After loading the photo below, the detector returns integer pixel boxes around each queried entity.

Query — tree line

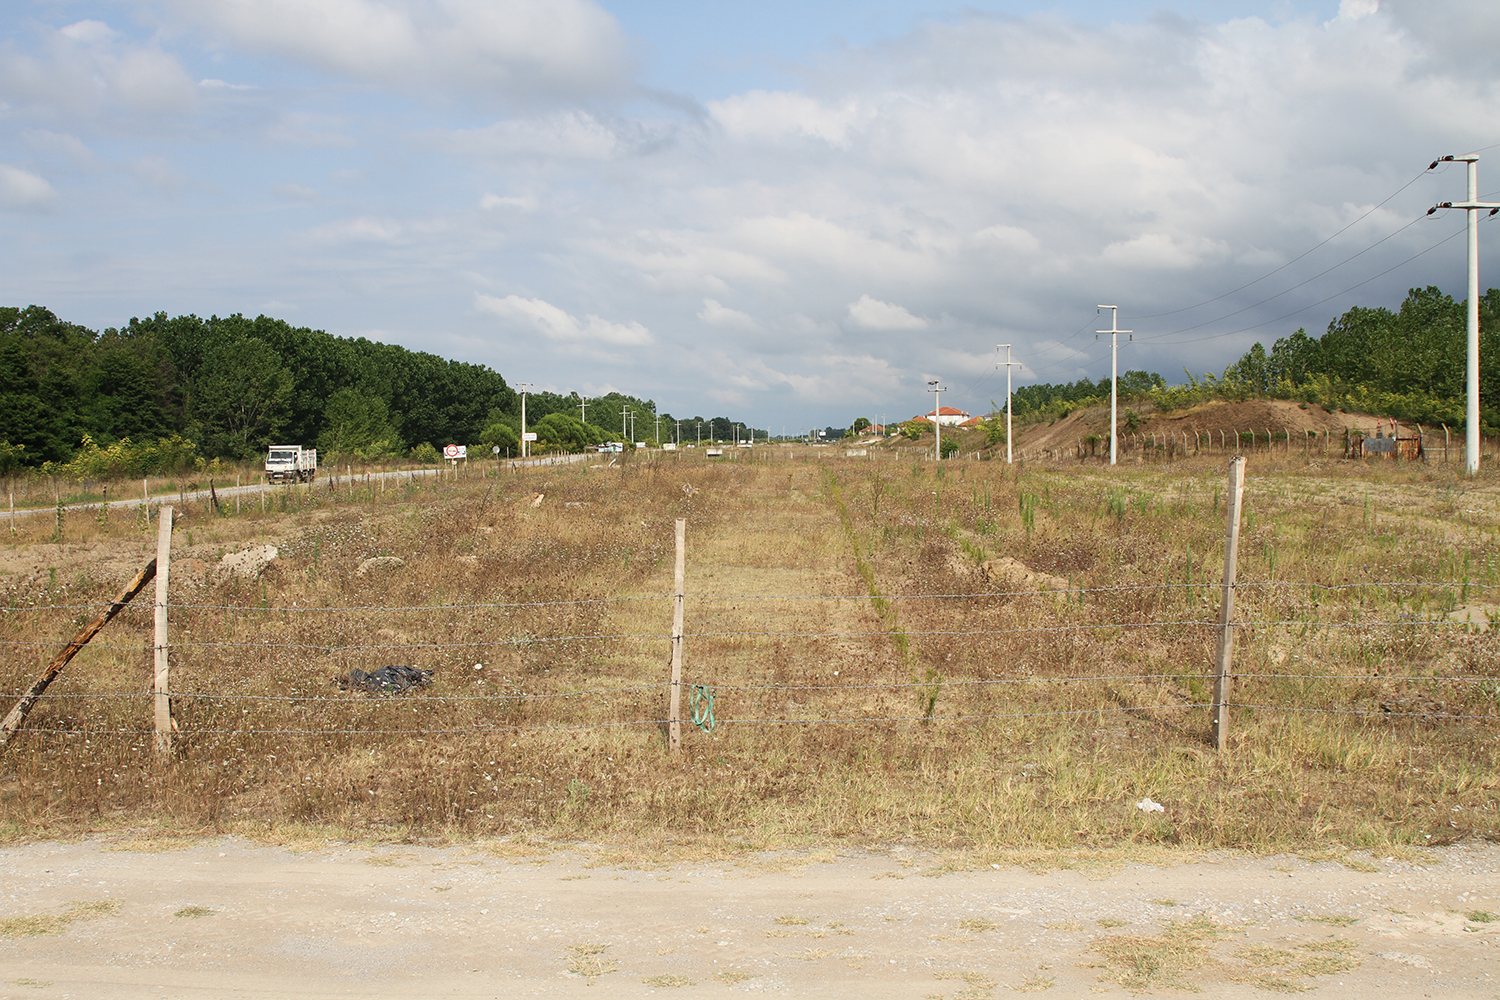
[1004,285,1500,433]
[0,306,753,477]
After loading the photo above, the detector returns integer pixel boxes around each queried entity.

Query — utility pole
[996,344,1022,465]
[675,419,681,445]
[653,405,660,446]
[579,395,587,424]
[1430,154,1500,475]
[621,405,629,444]
[696,419,702,447]
[1096,306,1131,466]
[928,379,946,461]
[518,382,533,459]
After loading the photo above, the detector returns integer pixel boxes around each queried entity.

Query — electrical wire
[1135,166,1434,321]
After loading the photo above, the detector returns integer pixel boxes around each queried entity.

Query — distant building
[925,406,971,427]
[957,415,982,429]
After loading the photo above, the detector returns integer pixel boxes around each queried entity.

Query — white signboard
[521,432,538,442]
[662,442,677,451]
[443,444,466,459]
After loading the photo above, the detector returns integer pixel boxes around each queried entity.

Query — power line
[1138,211,1432,342]
[1135,166,1434,321]
[1139,221,1471,346]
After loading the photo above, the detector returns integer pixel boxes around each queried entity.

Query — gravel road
[1,838,1497,998]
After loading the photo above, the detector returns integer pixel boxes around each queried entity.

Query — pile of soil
[1015,399,1391,455]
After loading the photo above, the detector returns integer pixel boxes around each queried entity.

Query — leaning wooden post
[669,518,686,752]
[153,506,174,754]
[1213,458,1247,751]
[1,556,158,750]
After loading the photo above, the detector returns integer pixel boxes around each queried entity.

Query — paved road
[5,453,597,520]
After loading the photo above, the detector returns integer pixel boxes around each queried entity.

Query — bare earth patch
[0,838,1495,998]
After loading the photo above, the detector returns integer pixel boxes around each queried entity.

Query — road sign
[521,432,538,442]
[491,446,500,454]
[443,444,460,459]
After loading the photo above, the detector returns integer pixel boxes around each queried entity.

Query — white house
[924,406,971,427]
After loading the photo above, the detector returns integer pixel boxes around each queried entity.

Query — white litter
[1136,797,1165,813]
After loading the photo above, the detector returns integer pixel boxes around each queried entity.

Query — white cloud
[0,20,197,117]
[973,224,1041,255]
[711,91,867,146]
[166,0,631,104]
[22,130,96,168]
[309,216,404,243]
[0,165,57,210]
[698,298,758,330]
[475,293,652,347]
[1100,233,1232,271]
[272,182,317,201]
[444,112,624,161]
[479,192,537,210]
[847,295,927,330]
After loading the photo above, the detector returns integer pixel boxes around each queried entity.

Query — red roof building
[925,406,971,427]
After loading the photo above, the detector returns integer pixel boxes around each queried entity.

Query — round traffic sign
[443,444,460,459]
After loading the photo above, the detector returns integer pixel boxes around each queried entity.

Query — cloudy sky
[3,0,1499,431]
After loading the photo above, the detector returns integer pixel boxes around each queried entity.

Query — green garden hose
[690,684,716,733]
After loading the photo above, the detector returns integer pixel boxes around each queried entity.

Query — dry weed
[1,454,1497,854]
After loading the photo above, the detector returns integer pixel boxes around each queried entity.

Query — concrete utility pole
[1430,154,1500,475]
[996,344,1022,465]
[621,405,629,443]
[579,396,587,424]
[518,382,533,459]
[653,405,660,446]
[1096,306,1131,466]
[928,379,946,461]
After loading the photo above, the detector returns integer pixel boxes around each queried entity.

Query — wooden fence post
[154,506,174,754]
[669,518,685,752]
[1213,458,1246,751]
[1,556,158,750]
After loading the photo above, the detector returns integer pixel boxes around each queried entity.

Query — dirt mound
[1016,399,1389,455]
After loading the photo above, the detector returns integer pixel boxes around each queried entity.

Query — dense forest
[0,306,751,477]
[1007,286,1500,433]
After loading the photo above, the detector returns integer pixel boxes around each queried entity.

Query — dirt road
[1,838,1496,999]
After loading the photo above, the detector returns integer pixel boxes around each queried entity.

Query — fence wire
[2,575,1495,742]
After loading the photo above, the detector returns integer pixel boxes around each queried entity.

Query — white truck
[265,445,318,483]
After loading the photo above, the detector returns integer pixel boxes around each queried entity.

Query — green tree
[479,421,520,456]
[533,412,605,452]
[191,336,292,457]
[317,388,401,459]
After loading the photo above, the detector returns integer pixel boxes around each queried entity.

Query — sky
[3,0,1500,433]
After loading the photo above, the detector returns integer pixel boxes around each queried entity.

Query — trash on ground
[1136,797,1165,813]
[340,665,434,694]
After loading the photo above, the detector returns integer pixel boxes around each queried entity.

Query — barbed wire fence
[2,567,1496,749]
[4,447,1500,754]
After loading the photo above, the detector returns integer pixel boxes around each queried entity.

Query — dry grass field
[1,446,1498,857]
